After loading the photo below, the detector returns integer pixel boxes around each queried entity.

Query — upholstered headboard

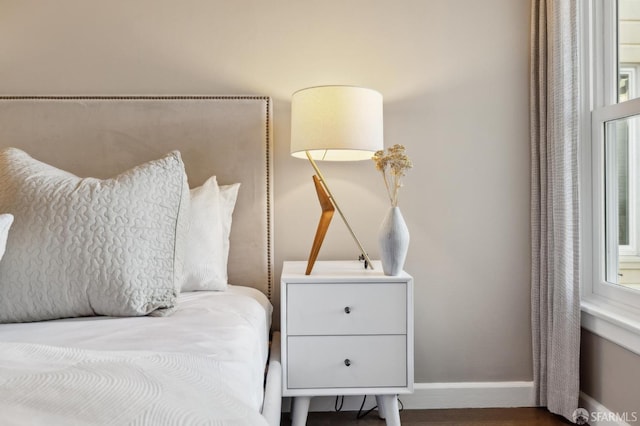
[0,96,273,299]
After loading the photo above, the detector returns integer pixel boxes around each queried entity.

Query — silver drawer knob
[344,307,351,314]
[344,359,351,367]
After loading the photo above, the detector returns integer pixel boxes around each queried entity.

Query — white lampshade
[290,86,383,161]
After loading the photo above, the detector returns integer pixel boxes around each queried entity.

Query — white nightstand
[281,260,414,426]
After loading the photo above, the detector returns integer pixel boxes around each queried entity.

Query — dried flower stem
[382,169,394,206]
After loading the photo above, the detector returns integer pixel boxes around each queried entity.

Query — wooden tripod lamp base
[306,175,335,275]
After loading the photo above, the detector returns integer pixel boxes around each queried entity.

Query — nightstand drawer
[287,335,407,389]
[287,283,406,335]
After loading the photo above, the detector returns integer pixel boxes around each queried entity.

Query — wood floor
[282,408,574,425]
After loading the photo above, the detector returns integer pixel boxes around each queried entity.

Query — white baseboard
[579,392,636,426]
[402,381,535,410]
[283,381,535,412]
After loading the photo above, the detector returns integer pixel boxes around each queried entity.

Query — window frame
[581,0,640,356]
[618,65,640,258]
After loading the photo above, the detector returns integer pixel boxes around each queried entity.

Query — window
[615,67,635,254]
[583,0,640,355]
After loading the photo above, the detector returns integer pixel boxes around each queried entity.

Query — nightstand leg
[378,395,400,426]
[375,395,387,419]
[291,396,311,426]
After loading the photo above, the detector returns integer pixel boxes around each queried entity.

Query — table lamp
[290,85,383,275]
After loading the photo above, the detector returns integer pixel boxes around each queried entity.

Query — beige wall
[0,0,532,383]
[581,330,640,418]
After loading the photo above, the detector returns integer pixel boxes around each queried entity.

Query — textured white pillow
[182,177,240,292]
[0,213,14,262]
[0,148,189,323]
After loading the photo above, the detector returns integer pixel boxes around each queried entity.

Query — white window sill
[620,254,640,261]
[581,296,640,355]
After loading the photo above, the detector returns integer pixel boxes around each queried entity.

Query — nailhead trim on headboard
[0,95,274,301]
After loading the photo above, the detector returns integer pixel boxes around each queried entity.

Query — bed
[0,96,281,426]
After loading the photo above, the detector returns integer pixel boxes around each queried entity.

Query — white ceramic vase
[378,206,410,276]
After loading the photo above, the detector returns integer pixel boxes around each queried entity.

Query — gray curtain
[530,0,581,421]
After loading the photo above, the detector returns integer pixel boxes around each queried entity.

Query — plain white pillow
[219,182,241,273]
[182,177,240,291]
[0,214,14,262]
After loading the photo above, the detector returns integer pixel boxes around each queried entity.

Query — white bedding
[0,286,272,425]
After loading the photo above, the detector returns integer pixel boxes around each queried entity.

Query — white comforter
[0,342,268,426]
[0,287,272,426]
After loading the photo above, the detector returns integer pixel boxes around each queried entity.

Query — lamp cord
[355,396,404,420]
[356,396,377,419]
[334,395,344,412]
